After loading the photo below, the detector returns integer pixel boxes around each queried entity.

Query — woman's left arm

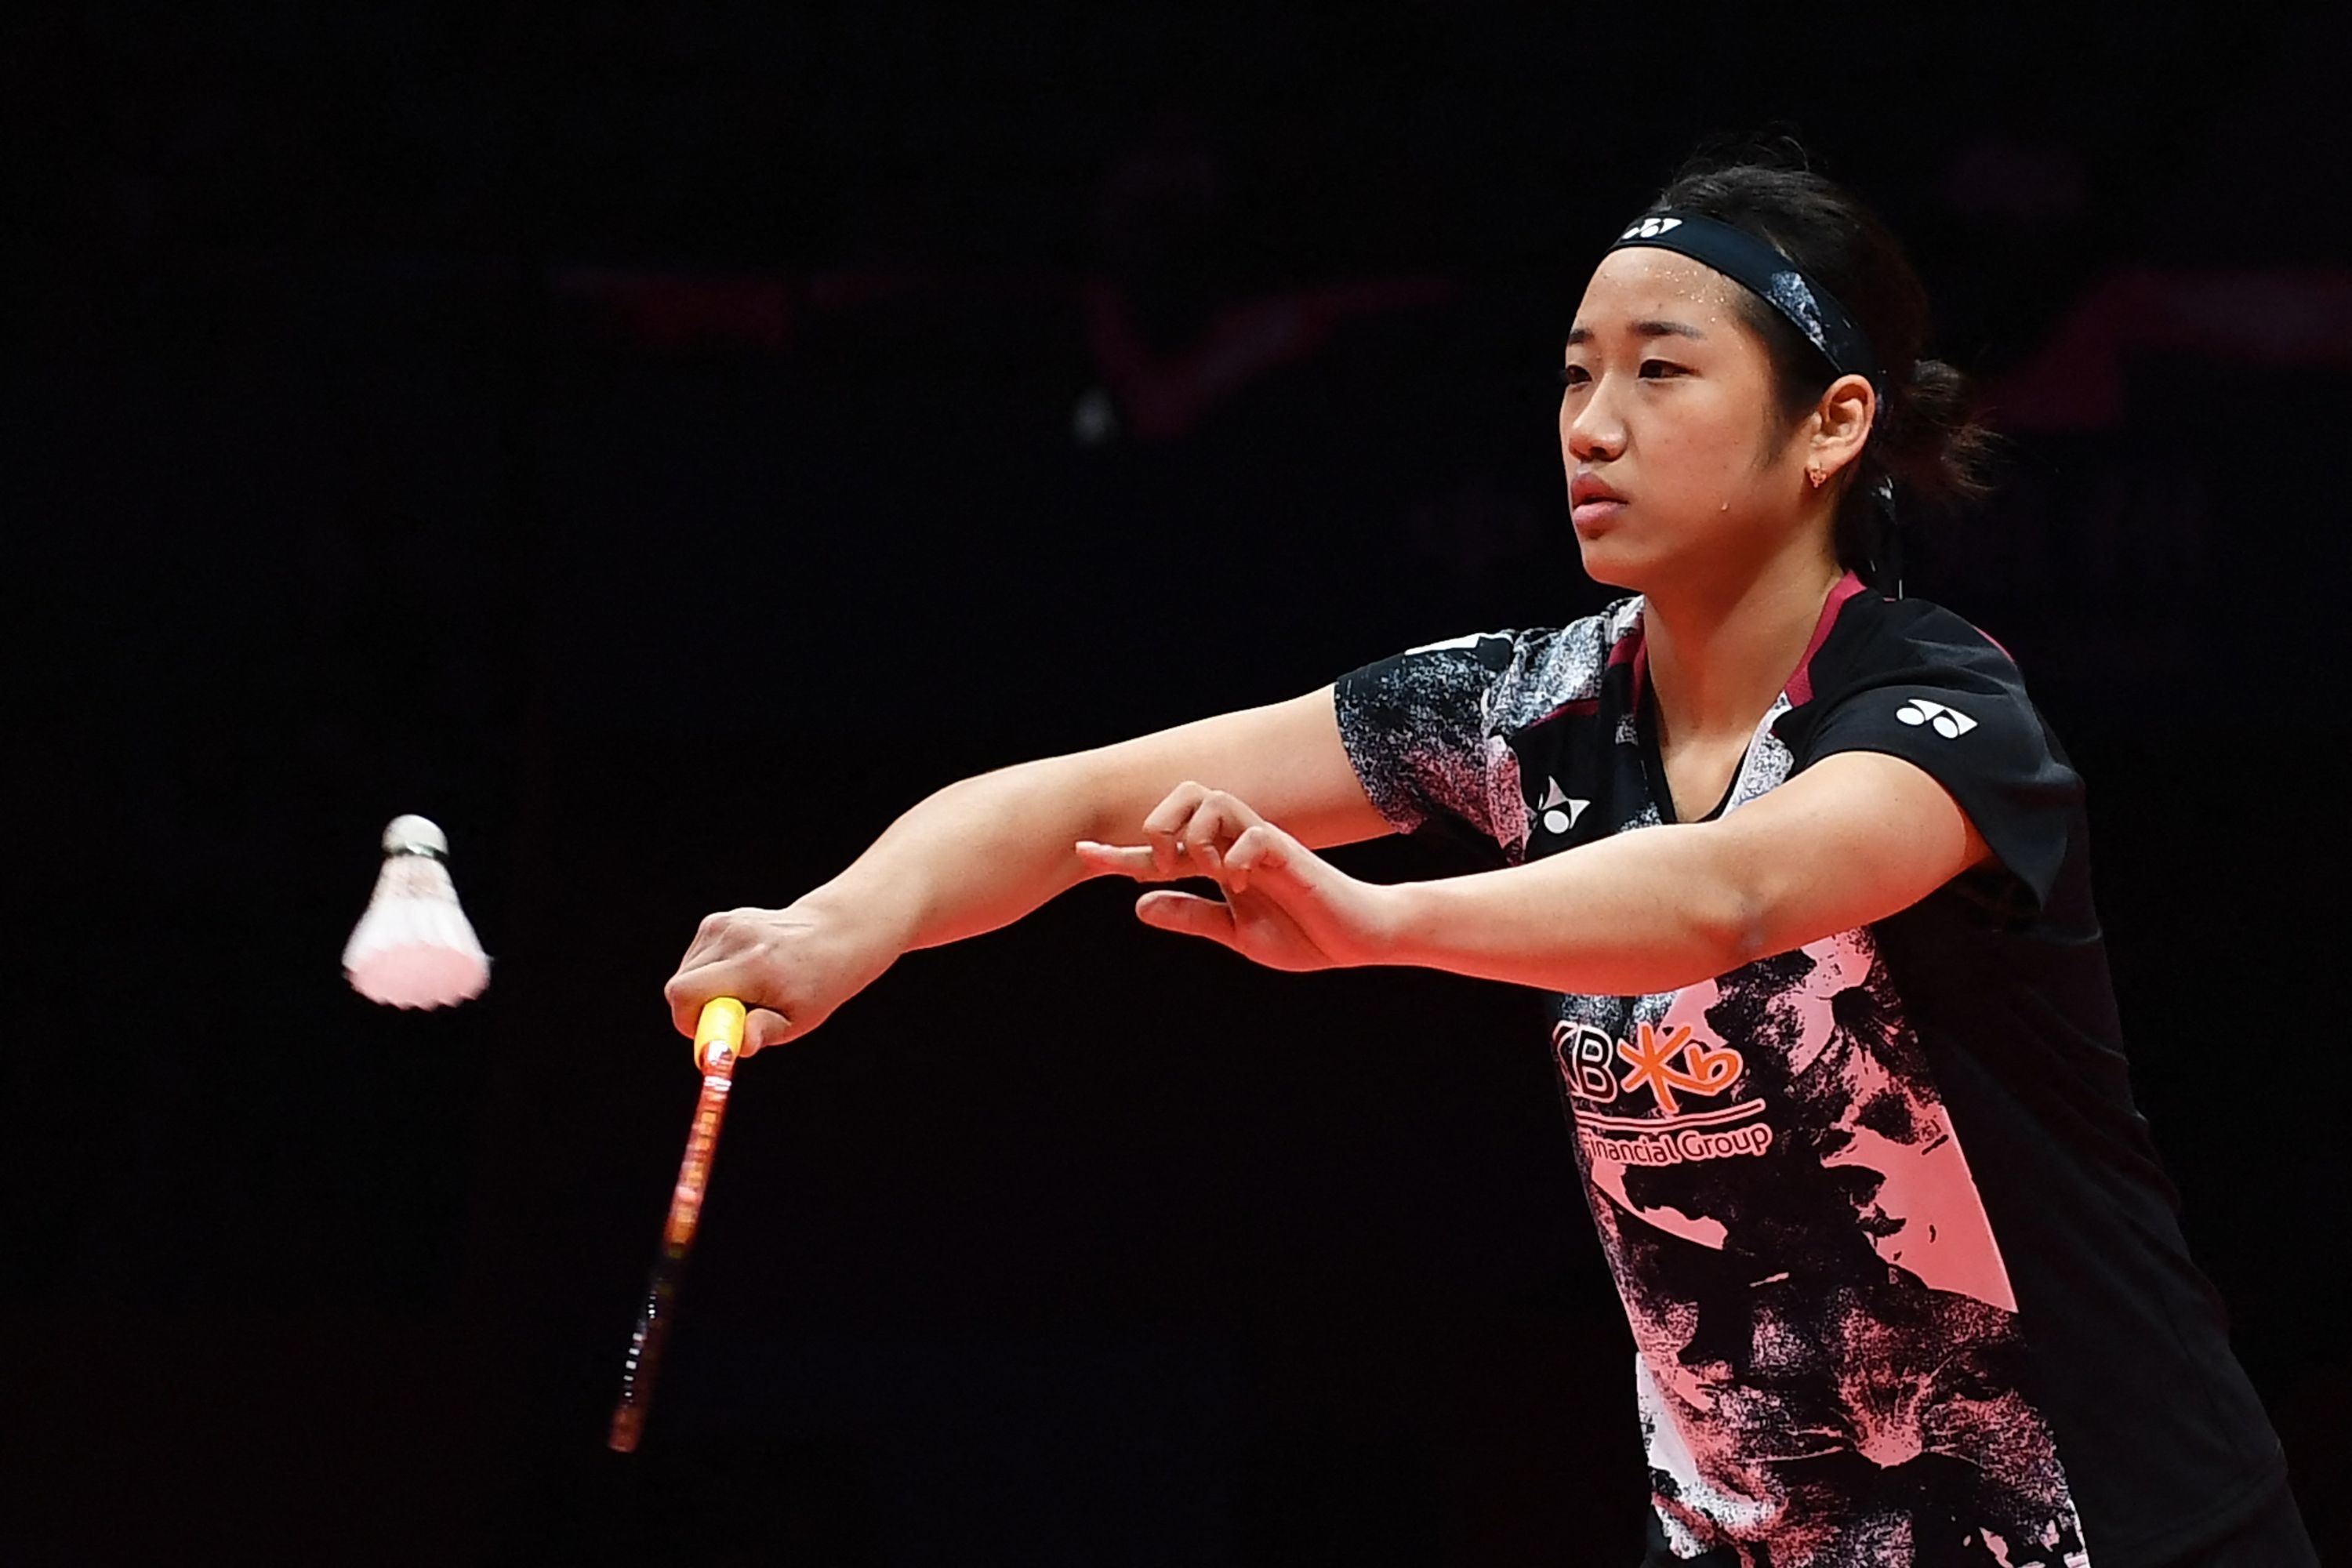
[1076,752,1989,993]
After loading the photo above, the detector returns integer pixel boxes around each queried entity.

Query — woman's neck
[1641,543,1846,747]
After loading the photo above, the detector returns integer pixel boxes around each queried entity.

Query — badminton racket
[608,995,748,1453]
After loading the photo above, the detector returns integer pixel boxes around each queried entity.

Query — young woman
[664,157,2314,1567]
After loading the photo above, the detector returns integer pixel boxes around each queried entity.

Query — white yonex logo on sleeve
[1896,699,1977,738]
[1539,778,1592,835]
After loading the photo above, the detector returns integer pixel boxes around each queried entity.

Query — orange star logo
[1615,1022,1744,1116]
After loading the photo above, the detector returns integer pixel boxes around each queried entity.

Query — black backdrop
[9,5,2350,1563]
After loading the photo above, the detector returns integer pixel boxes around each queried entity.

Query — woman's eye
[1639,359,1689,379]
[1559,365,1592,389]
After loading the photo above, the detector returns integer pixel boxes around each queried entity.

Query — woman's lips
[1570,474,1625,530]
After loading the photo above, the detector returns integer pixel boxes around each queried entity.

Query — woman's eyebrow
[1564,319,1708,347]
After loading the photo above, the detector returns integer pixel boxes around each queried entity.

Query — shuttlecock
[343,815,491,1009]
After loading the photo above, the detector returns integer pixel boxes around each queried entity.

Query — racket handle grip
[694,996,748,1072]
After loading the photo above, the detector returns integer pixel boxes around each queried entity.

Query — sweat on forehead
[1566,250,1744,342]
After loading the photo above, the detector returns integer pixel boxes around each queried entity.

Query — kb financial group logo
[1553,1018,1775,1168]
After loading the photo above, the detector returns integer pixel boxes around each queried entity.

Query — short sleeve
[1331,631,1524,844]
[1798,636,2083,912]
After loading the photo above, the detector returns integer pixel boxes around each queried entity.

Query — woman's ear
[1809,373,1878,483]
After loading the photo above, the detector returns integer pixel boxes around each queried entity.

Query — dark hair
[1648,150,1994,583]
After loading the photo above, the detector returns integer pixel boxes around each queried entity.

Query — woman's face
[1559,248,1817,593]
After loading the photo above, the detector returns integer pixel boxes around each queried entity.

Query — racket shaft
[608,1054,735,1451]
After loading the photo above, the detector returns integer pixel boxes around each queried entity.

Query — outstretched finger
[1076,840,1167,881]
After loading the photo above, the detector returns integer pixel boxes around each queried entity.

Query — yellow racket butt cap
[693,996,748,1072]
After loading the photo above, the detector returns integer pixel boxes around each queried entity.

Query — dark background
[9,5,2350,1563]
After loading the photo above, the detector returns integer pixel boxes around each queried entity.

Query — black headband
[1609,212,1884,389]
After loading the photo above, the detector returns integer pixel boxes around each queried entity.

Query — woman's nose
[1563,390,1624,462]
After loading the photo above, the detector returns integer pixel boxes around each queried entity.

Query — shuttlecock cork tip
[383,814,449,858]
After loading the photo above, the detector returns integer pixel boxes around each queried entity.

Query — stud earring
[1807,466,1826,489]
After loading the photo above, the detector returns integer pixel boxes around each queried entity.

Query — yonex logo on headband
[1620,216,1684,241]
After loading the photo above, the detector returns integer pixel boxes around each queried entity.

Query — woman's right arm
[663,684,1392,1051]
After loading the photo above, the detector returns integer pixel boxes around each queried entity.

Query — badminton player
[666,154,2313,1566]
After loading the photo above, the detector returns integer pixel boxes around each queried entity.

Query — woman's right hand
[663,899,898,1057]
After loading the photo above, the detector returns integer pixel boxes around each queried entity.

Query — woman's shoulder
[1396,593,1643,663]
[1462,594,1646,728]
[1342,595,1646,740]
[1813,589,2033,699]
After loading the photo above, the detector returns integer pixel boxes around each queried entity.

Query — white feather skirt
[343,853,491,1009]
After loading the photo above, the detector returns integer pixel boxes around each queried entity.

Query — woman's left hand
[1075,782,1398,972]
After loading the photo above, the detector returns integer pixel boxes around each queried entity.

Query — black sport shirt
[1332,576,2288,1566]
